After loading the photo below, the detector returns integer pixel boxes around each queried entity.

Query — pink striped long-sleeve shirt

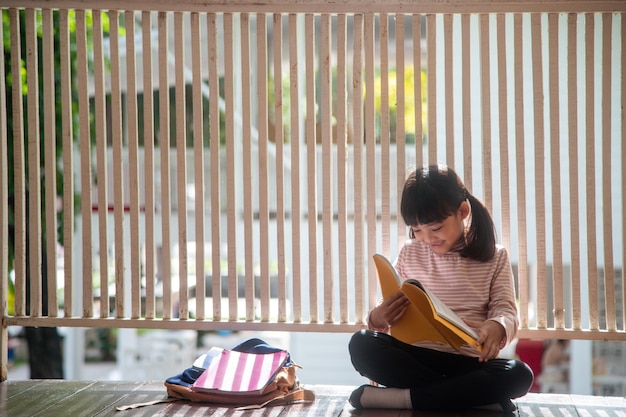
[388,239,519,357]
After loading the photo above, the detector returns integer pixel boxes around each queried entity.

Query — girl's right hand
[370,290,411,329]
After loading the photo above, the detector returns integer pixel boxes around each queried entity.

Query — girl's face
[410,201,470,255]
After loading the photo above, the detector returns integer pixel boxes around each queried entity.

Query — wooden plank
[110,10,125,319]
[395,13,407,250]
[255,12,270,322]
[461,13,472,189]
[93,10,110,319]
[75,9,94,318]
[42,8,58,318]
[321,13,334,323]
[337,13,349,324]
[4,382,626,417]
[142,10,157,321]
[125,10,142,321]
[25,8,42,318]
[207,12,222,321]
[188,11,205,316]
[241,12,255,323]
[426,13,437,164]
[273,13,288,324]
[305,13,319,323]
[174,11,189,321]
[5,0,626,14]
[0,0,8,382]
[530,12,547,330]
[288,13,303,323]
[567,12,582,330]
[158,11,173,320]
[352,13,366,324]
[585,13,599,331]
[379,13,391,256]
[364,13,377,309]
[496,13,511,252]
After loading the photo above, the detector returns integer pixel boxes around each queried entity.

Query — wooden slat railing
[2,0,626,380]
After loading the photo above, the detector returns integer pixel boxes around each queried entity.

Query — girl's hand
[369,290,411,330]
[464,319,506,362]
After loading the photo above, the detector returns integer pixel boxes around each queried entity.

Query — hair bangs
[401,185,456,226]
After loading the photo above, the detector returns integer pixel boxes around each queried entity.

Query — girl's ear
[458,200,470,220]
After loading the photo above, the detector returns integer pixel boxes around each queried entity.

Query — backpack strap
[116,387,315,411]
[235,386,316,410]
[115,396,181,411]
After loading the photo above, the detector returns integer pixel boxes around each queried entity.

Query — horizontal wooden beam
[5,316,626,341]
[1,0,625,13]
[3,316,367,333]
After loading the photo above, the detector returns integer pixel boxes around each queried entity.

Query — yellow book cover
[373,254,480,351]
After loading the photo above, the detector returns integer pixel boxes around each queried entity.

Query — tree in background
[3,9,91,379]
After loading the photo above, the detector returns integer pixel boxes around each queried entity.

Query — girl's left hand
[464,319,505,362]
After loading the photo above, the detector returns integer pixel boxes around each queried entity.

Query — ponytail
[462,193,496,262]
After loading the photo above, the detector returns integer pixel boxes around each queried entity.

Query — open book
[373,253,480,351]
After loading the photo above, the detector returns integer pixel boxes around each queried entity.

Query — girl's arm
[486,246,519,347]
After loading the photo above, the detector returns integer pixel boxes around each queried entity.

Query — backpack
[117,337,314,411]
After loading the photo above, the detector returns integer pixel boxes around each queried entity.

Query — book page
[407,282,478,339]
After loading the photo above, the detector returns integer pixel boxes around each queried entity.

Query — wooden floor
[1,380,626,417]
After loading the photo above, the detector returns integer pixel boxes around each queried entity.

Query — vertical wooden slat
[25,8,42,318]
[461,13,472,189]
[288,13,303,322]
[158,11,173,320]
[305,14,319,322]
[379,14,391,256]
[513,13,529,329]
[125,11,141,320]
[60,10,74,318]
[352,14,366,322]
[585,13,599,330]
[412,15,423,168]
[174,12,189,320]
[622,12,626,331]
[336,14,349,324]
[255,13,269,321]
[548,13,565,329]
[240,13,254,322]
[76,10,93,318]
[110,11,126,318]
[10,8,26,318]
[364,13,378,310]
[479,14,493,212]
[273,13,287,323]
[601,12,616,331]
[443,14,454,165]
[530,13,547,329]
[426,14,437,164]
[42,8,58,317]
[191,12,206,321]
[207,13,222,321]
[496,13,511,252]
[0,4,8,382]
[395,14,407,251]
[320,14,334,323]
[142,11,156,320]
[567,12,582,330]
[224,13,238,321]
[93,11,110,318]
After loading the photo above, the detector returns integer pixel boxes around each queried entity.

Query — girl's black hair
[400,165,497,262]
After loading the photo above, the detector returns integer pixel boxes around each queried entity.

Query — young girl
[348,165,534,412]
